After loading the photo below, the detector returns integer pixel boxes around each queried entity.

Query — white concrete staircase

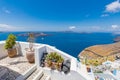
[26,68,40,80]
[16,64,51,80]
[26,68,51,80]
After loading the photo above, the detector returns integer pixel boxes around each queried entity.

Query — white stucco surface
[0,41,7,59]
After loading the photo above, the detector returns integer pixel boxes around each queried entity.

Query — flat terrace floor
[0,55,34,80]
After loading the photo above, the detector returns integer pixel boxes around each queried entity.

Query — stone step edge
[33,70,43,80]
[45,75,51,80]
[16,64,37,80]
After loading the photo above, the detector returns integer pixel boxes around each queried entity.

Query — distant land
[113,32,120,35]
[114,36,120,42]
[16,32,51,37]
[61,31,92,34]
[0,32,4,33]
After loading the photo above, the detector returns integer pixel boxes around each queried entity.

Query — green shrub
[4,34,17,49]
[46,52,64,63]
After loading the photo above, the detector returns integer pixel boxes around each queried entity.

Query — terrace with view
[0,41,94,80]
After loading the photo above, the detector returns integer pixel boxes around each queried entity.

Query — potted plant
[56,56,64,71]
[45,54,52,67]
[26,33,35,63]
[45,52,64,71]
[4,34,17,58]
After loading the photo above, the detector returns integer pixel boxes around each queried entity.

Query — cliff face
[78,42,120,59]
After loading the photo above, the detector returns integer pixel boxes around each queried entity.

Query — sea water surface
[0,32,118,58]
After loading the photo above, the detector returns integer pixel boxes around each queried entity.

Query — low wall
[0,41,42,59]
[35,45,46,67]
[0,41,7,59]
[16,41,42,56]
[35,44,78,71]
[16,42,29,56]
[45,45,78,71]
[0,41,30,59]
[45,45,71,60]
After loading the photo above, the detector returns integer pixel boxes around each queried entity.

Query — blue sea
[0,32,118,58]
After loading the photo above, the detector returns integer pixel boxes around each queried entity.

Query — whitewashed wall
[35,46,46,67]
[45,45,78,71]
[16,41,42,56]
[0,41,7,59]
[0,41,29,59]
[0,41,43,58]
[45,45,71,60]
[16,42,29,56]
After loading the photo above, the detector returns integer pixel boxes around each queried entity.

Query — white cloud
[0,24,14,28]
[111,25,119,29]
[69,26,76,30]
[105,0,120,13]
[0,24,24,31]
[106,25,120,32]
[101,14,109,17]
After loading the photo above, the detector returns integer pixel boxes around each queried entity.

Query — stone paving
[0,56,34,80]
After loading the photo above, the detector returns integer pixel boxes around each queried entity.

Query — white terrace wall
[0,41,43,59]
[35,45,46,67]
[45,45,78,71]
[0,41,7,59]
[16,41,42,56]
[34,44,86,80]
[35,44,78,71]
[16,42,29,56]
[45,45,70,60]
[43,45,92,80]
[0,41,30,58]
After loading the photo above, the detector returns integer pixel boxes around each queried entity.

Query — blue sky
[0,0,120,32]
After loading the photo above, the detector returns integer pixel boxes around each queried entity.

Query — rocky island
[114,36,120,42]
[17,32,50,37]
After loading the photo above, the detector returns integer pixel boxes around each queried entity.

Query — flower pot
[45,60,49,67]
[55,63,62,71]
[51,62,56,70]
[26,50,35,63]
[48,60,52,67]
[7,48,17,58]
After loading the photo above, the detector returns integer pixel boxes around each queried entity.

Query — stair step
[26,69,39,80]
[39,74,48,80]
[26,67,50,80]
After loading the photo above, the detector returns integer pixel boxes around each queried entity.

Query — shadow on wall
[0,65,23,79]
[16,42,23,56]
[0,42,8,59]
